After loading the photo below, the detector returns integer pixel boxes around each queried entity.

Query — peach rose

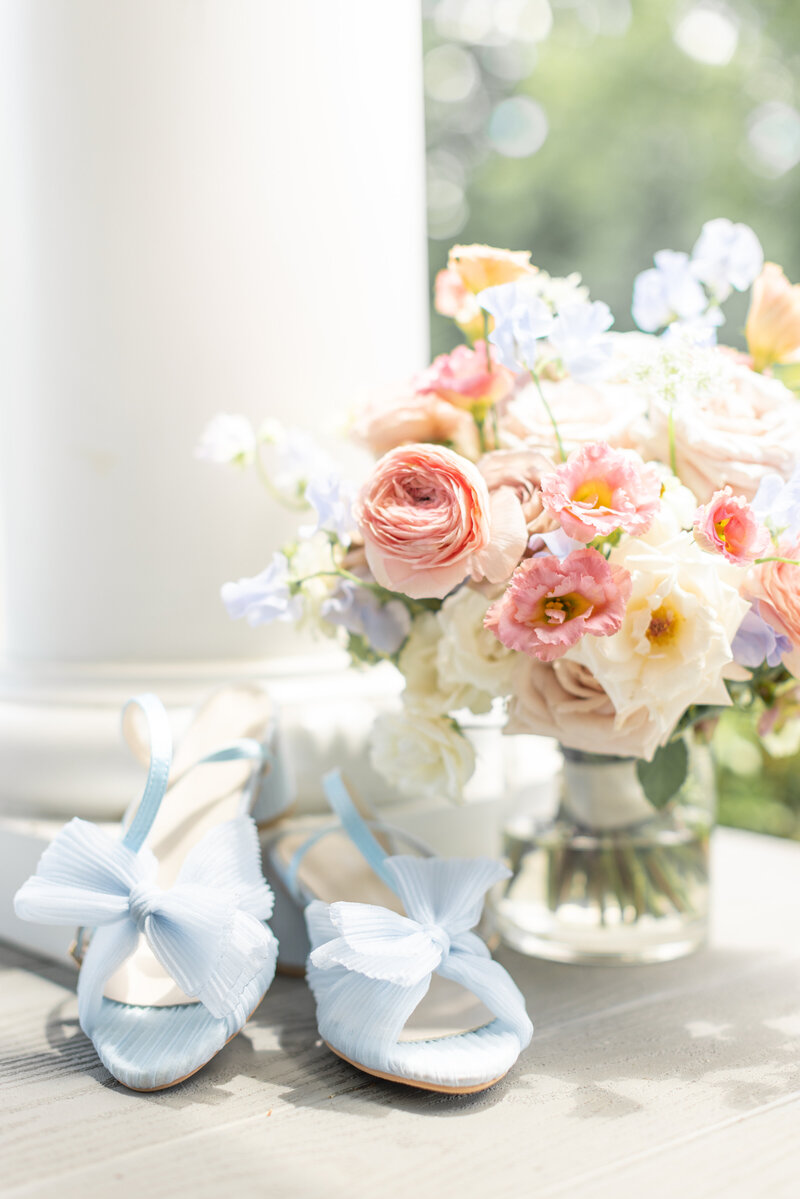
[505,656,664,760]
[745,540,800,674]
[479,448,558,536]
[646,362,800,504]
[356,444,494,599]
[745,263,800,372]
[416,341,515,412]
[351,389,480,461]
[448,244,536,294]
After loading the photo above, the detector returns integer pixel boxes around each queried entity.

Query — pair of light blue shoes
[14,687,533,1094]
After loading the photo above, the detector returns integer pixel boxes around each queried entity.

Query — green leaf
[773,362,800,396]
[636,738,689,809]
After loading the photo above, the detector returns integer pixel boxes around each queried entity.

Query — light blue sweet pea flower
[300,474,357,546]
[548,300,615,383]
[632,249,707,333]
[476,281,554,371]
[691,218,764,301]
[221,553,303,627]
[733,604,792,669]
[752,466,800,542]
[662,308,724,348]
[321,580,411,655]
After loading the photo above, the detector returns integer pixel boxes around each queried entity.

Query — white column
[0,0,428,814]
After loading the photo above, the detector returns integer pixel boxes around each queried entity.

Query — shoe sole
[325,1043,507,1095]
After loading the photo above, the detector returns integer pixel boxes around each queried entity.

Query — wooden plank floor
[2,829,799,1199]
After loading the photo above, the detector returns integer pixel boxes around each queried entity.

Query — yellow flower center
[645,602,682,648]
[714,516,731,543]
[572,478,614,509]
[538,592,592,625]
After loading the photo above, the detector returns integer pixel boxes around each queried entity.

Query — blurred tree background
[422,0,800,840]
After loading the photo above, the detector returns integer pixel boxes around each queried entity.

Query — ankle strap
[281,771,434,903]
[120,695,274,853]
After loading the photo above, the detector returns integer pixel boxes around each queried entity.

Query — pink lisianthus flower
[541,442,662,543]
[416,340,515,412]
[693,486,771,564]
[483,548,632,663]
[356,444,497,600]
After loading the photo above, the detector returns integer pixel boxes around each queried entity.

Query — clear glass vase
[493,737,716,964]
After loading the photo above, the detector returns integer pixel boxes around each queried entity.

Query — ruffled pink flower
[693,487,771,564]
[356,444,494,600]
[416,341,515,411]
[541,442,662,543]
[484,548,632,663]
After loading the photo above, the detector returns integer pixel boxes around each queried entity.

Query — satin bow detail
[309,855,510,987]
[14,815,276,1034]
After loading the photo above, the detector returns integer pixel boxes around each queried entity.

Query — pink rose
[745,539,800,674]
[541,442,662,543]
[484,548,631,662]
[693,487,771,564]
[356,444,494,599]
[416,341,515,411]
[505,657,664,760]
[351,389,480,460]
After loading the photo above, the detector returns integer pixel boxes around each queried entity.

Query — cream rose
[502,377,648,455]
[437,586,518,700]
[506,656,663,760]
[566,529,749,753]
[644,354,800,503]
[369,710,475,801]
[398,610,493,716]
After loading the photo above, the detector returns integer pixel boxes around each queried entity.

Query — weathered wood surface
[2,829,799,1199]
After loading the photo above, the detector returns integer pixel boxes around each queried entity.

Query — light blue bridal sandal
[264,772,533,1094]
[14,686,292,1091]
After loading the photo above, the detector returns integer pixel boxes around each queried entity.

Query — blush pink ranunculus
[693,486,771,565]
[541,441,662,543]
[356,444,494,600]
[416,341,515,411]
[351,389,480,461]
[745,539,800,674]
[483,548,632,663]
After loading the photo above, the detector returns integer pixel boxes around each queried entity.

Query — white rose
[437,587,518,700]
[369,710,476,801]
[567,528,749,755]
[398,610,493,716]
[504,376,647,455]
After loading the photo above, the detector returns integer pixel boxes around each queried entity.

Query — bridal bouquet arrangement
[199,221,800,821]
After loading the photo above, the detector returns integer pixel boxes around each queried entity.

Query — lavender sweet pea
[321,580,411,655]
[476,281,554,370]
[733,605,791,669]
[221,553,303,627]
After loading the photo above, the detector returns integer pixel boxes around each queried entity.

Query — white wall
[0,0,428,666]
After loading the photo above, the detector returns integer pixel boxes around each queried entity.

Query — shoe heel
[251,722,295,828]
[260,840,310,974]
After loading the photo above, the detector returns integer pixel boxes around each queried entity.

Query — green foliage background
[423,0,800,839]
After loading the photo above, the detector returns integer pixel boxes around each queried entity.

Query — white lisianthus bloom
[398,611,493,716]
[369,711,476,802]
[195,414,256,466]
[566,529,750,756]
[436,587,517,700]
[650,464,699,532]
